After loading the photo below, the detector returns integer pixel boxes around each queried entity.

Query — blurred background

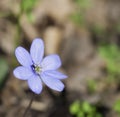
[0,0,120,117]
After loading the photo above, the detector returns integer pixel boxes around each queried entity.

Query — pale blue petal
[30,38,44,64]
[28,74,42,94]
[41,73,64,91]
[15,47,32,68]
[41,55,61,71]
[43,70,68,79]
[13,66,34,80]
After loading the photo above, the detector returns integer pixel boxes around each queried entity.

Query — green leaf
[21,0,38,13]
[113,100,120,113]
[27,12,35,23]
[82,102,93,113]
[77,111,84,117]
[69,101,81,115]
[70,12,85,26]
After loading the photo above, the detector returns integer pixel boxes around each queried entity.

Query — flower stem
[23,93,35,117]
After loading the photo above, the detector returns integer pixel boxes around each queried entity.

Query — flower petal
[41,73,64,91]
[15,47,32,68]
[13,66,34,80]
[28,74,42,94]
[30,38,44,64]
[43,70,68,79]
[41,55,61,71]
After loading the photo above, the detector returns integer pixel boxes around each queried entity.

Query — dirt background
[0,0,120,117]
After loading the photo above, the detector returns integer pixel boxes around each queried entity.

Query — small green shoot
[113,100,120,115]
[75,0,91,9]
[99,44,120,75]
[70,101,102,117]
[87,80,97,94]
[21,0,38,22]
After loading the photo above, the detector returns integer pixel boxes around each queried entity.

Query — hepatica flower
[13,38,67,94]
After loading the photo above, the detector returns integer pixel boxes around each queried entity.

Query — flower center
[31,64,42,74]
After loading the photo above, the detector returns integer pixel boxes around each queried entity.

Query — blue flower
[13,38,67,94]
